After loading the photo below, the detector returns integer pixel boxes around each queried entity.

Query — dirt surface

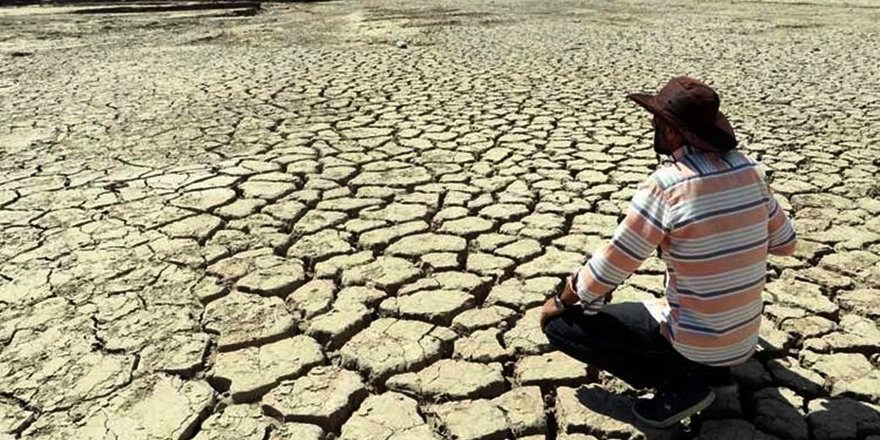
[1,1,879,439]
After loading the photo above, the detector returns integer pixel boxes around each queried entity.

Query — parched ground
[1,0,879,439]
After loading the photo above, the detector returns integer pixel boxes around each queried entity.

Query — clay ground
[1,0,879,439]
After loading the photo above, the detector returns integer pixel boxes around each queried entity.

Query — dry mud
[0,0,878,439]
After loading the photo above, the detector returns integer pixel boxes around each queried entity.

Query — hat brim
[627,93,737,153]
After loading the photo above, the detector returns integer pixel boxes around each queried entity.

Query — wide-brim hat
[628,76,738,153]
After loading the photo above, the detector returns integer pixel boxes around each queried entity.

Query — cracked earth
[1,0,879,439]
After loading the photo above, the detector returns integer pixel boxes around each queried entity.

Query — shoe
[632,381,716,428]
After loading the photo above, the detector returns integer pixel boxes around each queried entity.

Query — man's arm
[572,178,670,313]
[767,192,797,256]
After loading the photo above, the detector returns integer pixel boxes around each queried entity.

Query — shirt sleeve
[766,191,797,256]
[574,178,670,313]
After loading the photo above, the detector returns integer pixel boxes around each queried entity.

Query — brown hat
[628,76,738,153]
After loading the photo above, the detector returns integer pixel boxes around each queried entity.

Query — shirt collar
[672,144,699,161]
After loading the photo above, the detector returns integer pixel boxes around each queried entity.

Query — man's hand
[539,296,564,329]
[540,274,579,329]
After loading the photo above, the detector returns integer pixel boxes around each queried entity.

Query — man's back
[569,144,797,367]
[651,145,797,366]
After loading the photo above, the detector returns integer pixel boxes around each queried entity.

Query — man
[541,76,797,428]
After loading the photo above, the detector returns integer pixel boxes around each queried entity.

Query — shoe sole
[632,390,716,429]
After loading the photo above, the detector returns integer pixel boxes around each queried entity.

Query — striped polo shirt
[574,145,797,367]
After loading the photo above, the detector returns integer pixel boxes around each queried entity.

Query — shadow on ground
[560,354,880,440]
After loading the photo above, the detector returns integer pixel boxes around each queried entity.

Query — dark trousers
[543,302,731,390]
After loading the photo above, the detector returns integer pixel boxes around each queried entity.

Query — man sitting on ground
[541,76,797,428]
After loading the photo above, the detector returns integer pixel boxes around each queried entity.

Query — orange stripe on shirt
[671,246,767,277]
[665,167,761,205]
[675,205,767,240]
[672,317,761,348]
[676,286,764,314]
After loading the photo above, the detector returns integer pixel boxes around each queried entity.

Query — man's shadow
[558,338,880,440]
